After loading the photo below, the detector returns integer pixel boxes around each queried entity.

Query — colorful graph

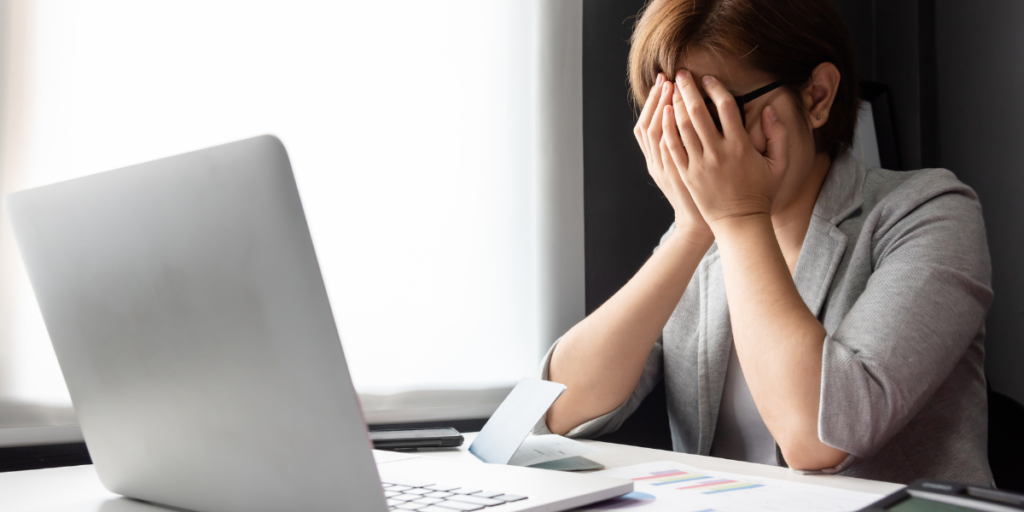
[632,469,764,494]
[632,469,710,486]
[677,478,763,494]
[598,462,882,512]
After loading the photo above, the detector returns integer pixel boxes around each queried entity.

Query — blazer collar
[811,151,866,226]
[792,152,865,317]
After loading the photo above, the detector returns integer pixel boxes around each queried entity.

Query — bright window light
[0,0,569,413]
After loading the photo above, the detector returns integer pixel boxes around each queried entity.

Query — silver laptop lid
[5,136,387,512]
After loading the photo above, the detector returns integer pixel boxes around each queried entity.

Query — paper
[574,461,883,511]
[468,378,566,464]
[507,434,598,467]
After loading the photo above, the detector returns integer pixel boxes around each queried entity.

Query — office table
[3,432,903,512]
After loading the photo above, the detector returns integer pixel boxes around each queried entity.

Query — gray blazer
[538,152,994,486]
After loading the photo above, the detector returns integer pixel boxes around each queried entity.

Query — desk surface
[3,433,903,512]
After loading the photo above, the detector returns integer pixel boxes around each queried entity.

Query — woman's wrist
[708,212,773,243]
[708,213,784,269]
[668,219,715,251]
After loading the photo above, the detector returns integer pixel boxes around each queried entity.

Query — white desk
[2,433,903,512]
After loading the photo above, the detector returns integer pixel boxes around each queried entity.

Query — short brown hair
[628,0,860,156]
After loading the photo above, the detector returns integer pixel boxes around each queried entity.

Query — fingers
[672,81,703,160]
[647,81,674,170]
[701,75,744,139]
[762,105,789,175]
[658,134,676,193]
[633,73,666,160]
[661,104,688,172]
[674,70,719,148]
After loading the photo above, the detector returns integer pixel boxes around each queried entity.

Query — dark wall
[831,0,939,170]
[934,0,1024,406]
[582,0,673,316]
[877,0,939,169]
[829,0,874,83]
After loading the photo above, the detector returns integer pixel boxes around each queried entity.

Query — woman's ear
[801,62,841,129]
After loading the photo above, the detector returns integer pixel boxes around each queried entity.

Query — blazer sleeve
[533,334,664,438]
[533,223,677,438]
[809,180,992,473]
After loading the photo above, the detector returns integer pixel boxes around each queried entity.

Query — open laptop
[4,136,631,512]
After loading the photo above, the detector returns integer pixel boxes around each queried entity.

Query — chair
[988,384,1024,491]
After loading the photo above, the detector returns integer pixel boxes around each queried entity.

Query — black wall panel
[582,0,673,316]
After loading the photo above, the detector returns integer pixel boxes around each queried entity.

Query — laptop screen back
[5,136,386,512]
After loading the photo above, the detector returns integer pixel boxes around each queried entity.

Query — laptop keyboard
[382,477,528,511]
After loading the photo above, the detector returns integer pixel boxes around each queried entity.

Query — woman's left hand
[660,70,789,230]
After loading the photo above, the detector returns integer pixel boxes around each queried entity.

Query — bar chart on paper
[576,462,883,511]
[636,468,765,494]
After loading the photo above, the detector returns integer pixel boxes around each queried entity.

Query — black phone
[368,428,464,450]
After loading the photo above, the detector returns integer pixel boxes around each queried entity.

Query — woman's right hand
[634,73,713,246]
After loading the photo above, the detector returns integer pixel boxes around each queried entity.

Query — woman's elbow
[544,404,575,436]
[778,435,849,471]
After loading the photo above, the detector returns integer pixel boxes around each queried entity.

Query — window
[0,0,584,428]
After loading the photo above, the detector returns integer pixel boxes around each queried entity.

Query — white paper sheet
[574,461,884,511]
[468,378,566,464]
[507,434,598,467]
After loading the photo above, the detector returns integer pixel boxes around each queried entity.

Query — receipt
[507,434,598,467]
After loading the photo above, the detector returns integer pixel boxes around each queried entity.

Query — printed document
[575,461,883,511]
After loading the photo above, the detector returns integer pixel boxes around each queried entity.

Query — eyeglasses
[704,81,785,131]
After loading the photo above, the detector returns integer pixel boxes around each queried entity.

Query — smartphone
[368,427,464,450]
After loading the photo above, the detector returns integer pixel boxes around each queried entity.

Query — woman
[540,0,992,486]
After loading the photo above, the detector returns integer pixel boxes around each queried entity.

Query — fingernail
[676,70,687,82]
[767,105,778,121]
[656,73,664,85]
[702,75,714,86]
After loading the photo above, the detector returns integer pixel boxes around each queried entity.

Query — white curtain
[0,0,584,429]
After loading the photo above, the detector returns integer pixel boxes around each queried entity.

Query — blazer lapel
[792,218,846,317]
[793,152,866,317]
[696,248,733,455]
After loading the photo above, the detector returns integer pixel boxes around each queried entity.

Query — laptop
[4,135,631,512]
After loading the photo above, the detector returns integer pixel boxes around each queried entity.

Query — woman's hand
[633,73,713,246]
[660,71,789,231]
